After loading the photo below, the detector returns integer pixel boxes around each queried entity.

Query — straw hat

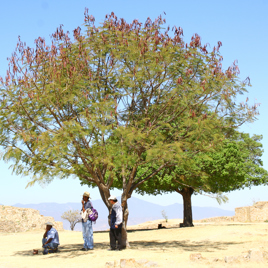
[83,191,91,198]
[45,222,54,226]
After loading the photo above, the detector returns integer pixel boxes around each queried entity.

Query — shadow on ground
[129,239,244,252]
[13,239,244,258]
[13,241,110,258]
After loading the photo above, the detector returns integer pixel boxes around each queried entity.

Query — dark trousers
[109,227,122,250]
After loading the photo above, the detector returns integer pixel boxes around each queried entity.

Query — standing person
[42,222,60,255]
[108,195,123,250]
[81,191,94,251]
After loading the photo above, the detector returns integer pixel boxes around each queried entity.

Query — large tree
[136,132,268,227]
[0,11,258,246]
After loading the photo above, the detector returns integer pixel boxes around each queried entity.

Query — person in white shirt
[108,195,123,250]
[81,191,94,251]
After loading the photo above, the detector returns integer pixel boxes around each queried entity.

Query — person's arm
[82,200,85,212]
[43,238,53,245]
[43,230,48,239]
[115,205,123,228]
[82,200,92,213]
[43,225,50,238]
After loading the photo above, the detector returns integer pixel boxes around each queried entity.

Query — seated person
[42,222,60,254]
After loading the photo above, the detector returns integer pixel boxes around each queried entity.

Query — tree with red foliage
[0,10,258,246]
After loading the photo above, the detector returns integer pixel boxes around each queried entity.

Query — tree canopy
[135,132,268,226]
[0,11,259,244]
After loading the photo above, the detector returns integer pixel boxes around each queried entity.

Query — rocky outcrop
[0,205,63,233]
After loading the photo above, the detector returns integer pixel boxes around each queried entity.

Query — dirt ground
[1,220,268,268]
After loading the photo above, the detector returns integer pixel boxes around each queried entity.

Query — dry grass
[1,220,268,267]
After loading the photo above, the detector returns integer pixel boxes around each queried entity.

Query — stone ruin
[0,205,63,233]
[105,259,158,268]
[190,248,268,264]
[235,201,268,222]
[200,201,268,223]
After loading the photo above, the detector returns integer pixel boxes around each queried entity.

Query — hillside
[13,197,234,231]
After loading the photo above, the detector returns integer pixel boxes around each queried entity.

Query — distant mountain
[13,197,234,231]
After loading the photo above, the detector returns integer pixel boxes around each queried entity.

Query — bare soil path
[1,221,268,267]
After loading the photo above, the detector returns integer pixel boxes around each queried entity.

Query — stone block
[224,256,240,263]
[120,259,137,268]
[143,261,158,267]
[248,249,263,262]
[105,261,115,268]
[120,259,139,268]
[136,259,148,265]
[262,251,268,260]
[190,253,203,261]
[114,260,120,267]
[118,259,158,268]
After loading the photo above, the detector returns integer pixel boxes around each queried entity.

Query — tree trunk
[97,184,112,226]
[177,187,194,227]
[97,183,130,248]
[98,184,111,209]
[121,196,130,248]
[70,223,74,231]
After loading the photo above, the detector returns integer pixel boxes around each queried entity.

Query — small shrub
[61,209,82,231]
[161,210,168,222]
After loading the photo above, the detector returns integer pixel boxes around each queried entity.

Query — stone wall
[199,201,268,223]
[0,205,63,233]
[198,216,235,223]
[234,201,268,222]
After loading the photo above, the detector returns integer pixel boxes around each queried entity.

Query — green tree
[0,11,258,246]
[136,132,268,227]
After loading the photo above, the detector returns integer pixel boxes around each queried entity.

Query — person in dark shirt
[108,195,123,250]
[81,191,94,251]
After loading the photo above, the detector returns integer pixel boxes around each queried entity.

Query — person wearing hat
[42,222,60,255]
[108,195,123,250]
[81,191,94,251]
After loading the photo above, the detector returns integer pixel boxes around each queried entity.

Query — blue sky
[0,0,268,210]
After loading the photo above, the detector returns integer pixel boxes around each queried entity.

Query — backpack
[88,206,98,222]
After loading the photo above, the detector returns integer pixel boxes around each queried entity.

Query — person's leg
[42,238,47,247]
[42,238,48,254]
[115,228,123,250]
[52,243,59,252]
[82,220,93,249]
[48,243,59,253]
[82,221,88,249]
[87,220,94,249]
[109,228,116,250]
